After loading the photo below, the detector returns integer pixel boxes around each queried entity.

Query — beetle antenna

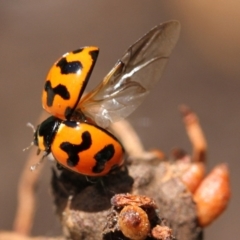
[23,141,34,152]
[30,152,47,171]
[26,122,36,133]
[23,122,36,152]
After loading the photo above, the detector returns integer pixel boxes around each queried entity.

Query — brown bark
[3,107,230,240]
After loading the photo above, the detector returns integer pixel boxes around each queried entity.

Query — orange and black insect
[32,21,180,176]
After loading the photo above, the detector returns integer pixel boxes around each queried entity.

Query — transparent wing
[78,21,181,128]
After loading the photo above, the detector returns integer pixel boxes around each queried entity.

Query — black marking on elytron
[56,57,82,74]
[87,122,124,150]
[89,49,99,62]
[60,131,92,167]
[92,144,115,173]
[45,80,70,107]
[72,48,84,54]
[65,49,100,120]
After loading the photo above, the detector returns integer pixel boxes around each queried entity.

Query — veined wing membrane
[79,21,181,128]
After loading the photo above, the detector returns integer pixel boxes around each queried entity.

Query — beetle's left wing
[78,21,181,128]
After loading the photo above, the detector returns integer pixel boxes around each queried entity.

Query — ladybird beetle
[32,21,180,176]
[34,116,124,176]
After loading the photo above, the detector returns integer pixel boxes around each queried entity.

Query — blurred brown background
[0,1,239,239]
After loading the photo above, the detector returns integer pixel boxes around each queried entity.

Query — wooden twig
[13,112,48,235]
[0,231,63,240]
[180,105,207,163]
[110,119,165,161]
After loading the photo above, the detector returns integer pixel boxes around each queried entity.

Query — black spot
[72,48,84,54]
[92,144,115,173]
[89,49,99,62]
[56,57,82,74]
[44,80,70,107]
[60,131,92,167]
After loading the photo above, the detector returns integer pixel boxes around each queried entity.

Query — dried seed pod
[118,205,150,240]
[152,225,173,240]
[180,105,207,163]
[194,164,230,227]
[181,162,205,193]
[149,149,166,160]
[111,193,157,209]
